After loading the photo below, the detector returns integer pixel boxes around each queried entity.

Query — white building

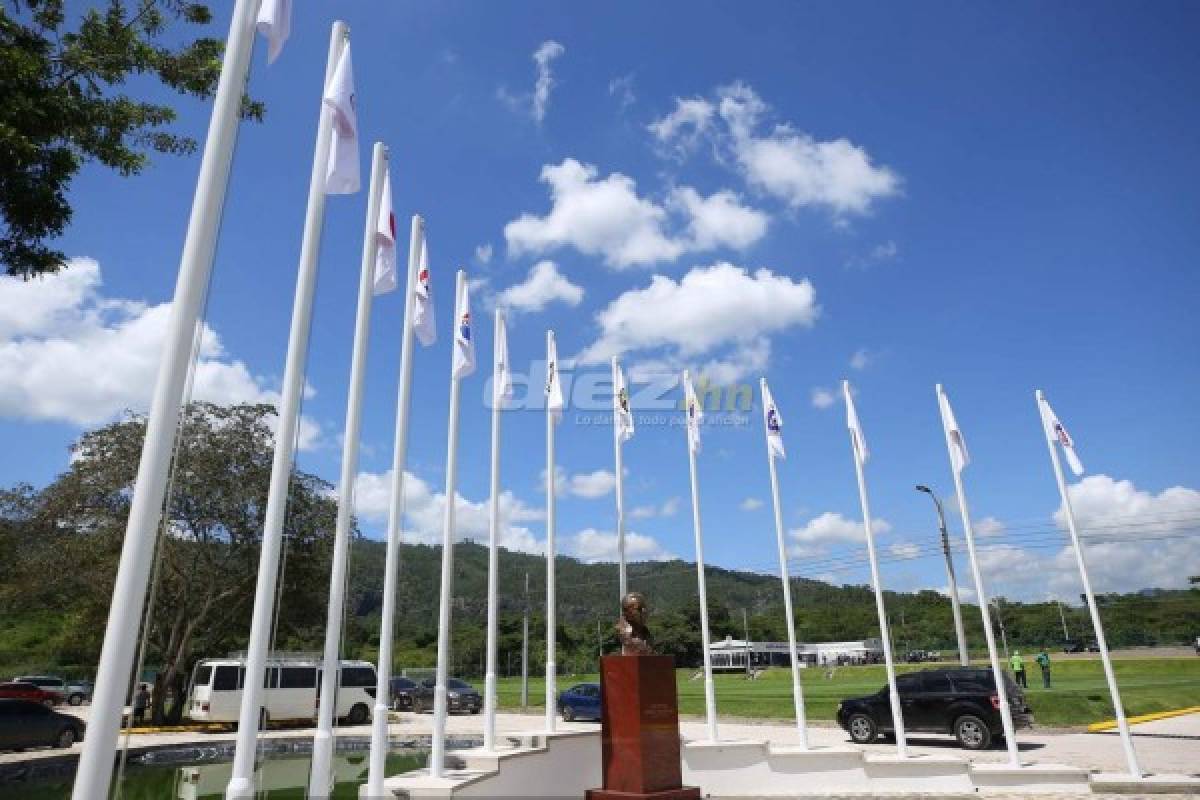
[708,636,884,671]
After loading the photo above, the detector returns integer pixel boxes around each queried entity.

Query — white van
[185,656,376,726]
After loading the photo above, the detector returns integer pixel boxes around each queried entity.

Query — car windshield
[447,679,471,690]
[391,678,415,688]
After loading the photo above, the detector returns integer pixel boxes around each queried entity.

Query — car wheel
[562,707,575,722]
[954,714,992,750]
[55,728,78,749]
[68,694,84,707]
[346,703,369,725]
[42,699,55,709]
[847,713,878,744]
[470,707,481,715]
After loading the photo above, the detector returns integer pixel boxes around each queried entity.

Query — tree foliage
[1,403,340,723]
[0,1,264,278]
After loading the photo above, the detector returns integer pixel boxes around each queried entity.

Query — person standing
[1036,648,1052,688]
[1009,650,1027,689]
[132,683,150,726]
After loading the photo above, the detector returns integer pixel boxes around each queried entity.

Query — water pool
[0,750,428,799]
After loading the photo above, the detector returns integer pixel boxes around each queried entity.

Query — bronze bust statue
[615,591,653,655]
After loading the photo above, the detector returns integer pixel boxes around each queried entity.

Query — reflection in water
[0,752,426,800]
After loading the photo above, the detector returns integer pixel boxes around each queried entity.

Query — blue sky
[2,0,1199,602]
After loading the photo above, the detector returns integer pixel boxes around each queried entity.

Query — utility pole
[916,485,969,665]
[596,618,602,667]
[1058,601,1070,642]
[521,572,529,711]
[742,608,751,678]
[992,599,1009,658]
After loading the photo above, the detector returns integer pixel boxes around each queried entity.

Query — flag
[452,277,474,379]
[761,379,785,460]
[1039,395,1084,476]
[372,167,397,295]
[412,238,436,346]
[546,333,564,423]
[843,380,868,464]
[256,0,291,63]
[614,362,634,443]
[937,386,970,473]
[494,312,513,407]
[323,42,360,195]
[683,371,703,455]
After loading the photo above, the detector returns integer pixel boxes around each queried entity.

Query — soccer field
[495,657,1200,728]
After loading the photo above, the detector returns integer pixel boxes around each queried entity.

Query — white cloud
[977,475,1200,600]
[0,259,321,448]
[495,261,583,315]
[938,584,977,604]
[890,542,921,559]
[503,159,767,269]
[740,497,764,511]
[976,516,1006,537]
[850,348,870,371]
[629,497,680,519]
[668,187,768,251]
[354,468,545,553]
[789,511,891,557]
[650,83,899,217]
[541,466,617,499]
[532,40,565,123]
[567,528,675,563]
[847,240,899,270]
[648,97,715,156]
[608,74,636,110]
[811,387,836,410]
[577,263,818,377]
[475,243,493,264]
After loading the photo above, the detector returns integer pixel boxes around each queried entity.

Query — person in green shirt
[1035,648,1051,688]
[1009,650,1027,688]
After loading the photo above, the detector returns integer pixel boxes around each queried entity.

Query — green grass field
[495,657,1200,728]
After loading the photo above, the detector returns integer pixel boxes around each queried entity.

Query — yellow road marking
[1087,705,1200,732]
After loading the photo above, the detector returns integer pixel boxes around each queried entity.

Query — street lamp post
[916,485,970,666]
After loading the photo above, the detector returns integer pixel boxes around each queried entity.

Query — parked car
[1063,641,1100,654]
[0,699,85,751]
[14,676,67,704]
[64,680,94,706]
[389,676,418,710]
[0,682,60,707]
[836,667,1033,750]
[558,683,602,722]
[411,678,481,714]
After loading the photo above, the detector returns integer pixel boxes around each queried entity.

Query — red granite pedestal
[585,655,701,800]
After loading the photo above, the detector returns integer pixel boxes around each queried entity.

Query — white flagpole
[544,330,558,733]
[612,356,628,601]
[226,22,348,799]
[1035,390,1141,777]
[684,370,719,742]
[761,379,807,747]
[483,309,505,752]
[365,215,425,796]
[308,142,387,798]
[844,380,907,758]
[936,384,1020,767]
[70,3,259,796]
[430,270,469,778]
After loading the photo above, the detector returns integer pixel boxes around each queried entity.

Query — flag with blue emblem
[761,378,785,460]
[452,276,474,378]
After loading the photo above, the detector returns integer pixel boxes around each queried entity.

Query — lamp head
[915,484,932,494]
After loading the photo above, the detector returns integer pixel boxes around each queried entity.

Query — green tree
[5,403,341,723]
[0,1,263,278]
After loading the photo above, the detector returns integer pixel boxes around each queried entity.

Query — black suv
[836,667,1033,750]
[411,678,482,714]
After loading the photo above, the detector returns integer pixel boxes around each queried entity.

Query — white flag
[256,0,291,63]
[1039,394,1085,476]
[937,386,970,473]
[683,371,703,455]
[452,276,474,379]
[412,238,436,346]
[761,379,785,460]
[494,312,513,407]
[372,167,397,295]
[614,362,634,443]
[546,333,564,423]
[843,380,868,464]
[322,42,360,195]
